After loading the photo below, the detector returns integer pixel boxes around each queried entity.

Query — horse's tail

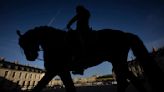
[127,33,164,91]
[127,33,152,69]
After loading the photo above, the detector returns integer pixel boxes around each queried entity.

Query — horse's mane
[23,26,63,38]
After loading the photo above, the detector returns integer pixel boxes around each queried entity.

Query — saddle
[66,29,92,51]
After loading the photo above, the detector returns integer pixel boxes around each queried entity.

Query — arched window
[12,72,15,78]
[4,71,8,78]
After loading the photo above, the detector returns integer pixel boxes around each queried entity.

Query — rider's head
[76,5,85,13]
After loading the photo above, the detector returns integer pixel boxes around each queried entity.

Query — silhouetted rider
[66,5,91,75]
[66,5,91,53]
[67,5,90,34]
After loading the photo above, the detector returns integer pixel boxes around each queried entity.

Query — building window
[33,81,35,86]
[19,72,22,78]
[35,74,37,79]
[12,72,15,78]
[28,81,30,86]
[22,81,25,86]
[38,75,40,79]
[4,71,8,77]
[15,66,18,69]
[26,68,29,71]
[17,81,19,85]
[25,73,27,79]
[21,67,24,71]
[29,74,32,79]
[0,64,3,67]
[7,65,11,68]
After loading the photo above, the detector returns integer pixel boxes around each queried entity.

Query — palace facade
[0,58,45,90]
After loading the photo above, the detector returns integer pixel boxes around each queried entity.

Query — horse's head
[17,30,39,61]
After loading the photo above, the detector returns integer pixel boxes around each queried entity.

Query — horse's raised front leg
[30,71,55,92]
[112,61,129,92]
[59,71,76,92]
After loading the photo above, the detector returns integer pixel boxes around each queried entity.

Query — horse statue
[17,26,164,92]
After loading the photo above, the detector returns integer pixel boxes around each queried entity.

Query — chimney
[0,57,5,61]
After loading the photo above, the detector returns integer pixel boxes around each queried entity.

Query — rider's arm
[67,15,78,29]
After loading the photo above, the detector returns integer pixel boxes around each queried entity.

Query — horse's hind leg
[59,71,76,92]
[112,57,146,92]
[129,33,164,92]
[30,71,55,92]
[127,69,147,92]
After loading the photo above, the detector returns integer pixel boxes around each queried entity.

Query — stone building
[0,58,45,90]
